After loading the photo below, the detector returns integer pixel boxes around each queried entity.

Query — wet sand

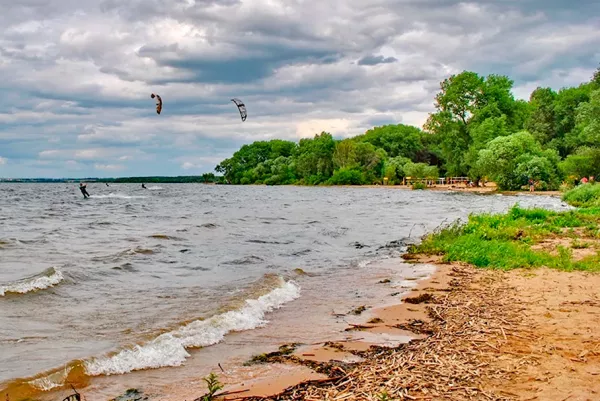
[178,253,600,401]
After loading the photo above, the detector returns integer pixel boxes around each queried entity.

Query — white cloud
[0,156,7,165]
[94,163,125,171]
[1,0,599,177]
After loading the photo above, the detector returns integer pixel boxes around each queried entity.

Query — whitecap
[84,278,300,376]
[0,267,64,296]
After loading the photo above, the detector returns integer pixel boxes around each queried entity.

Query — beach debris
[245,344,302,365]
[403,293,434,304]
[349,305,367,315]
[377,279,391,284]
[220,264,535,400]
[109,388,147,401]
[292,268,306,275]
[344,323,375,331]
[368,317,383,324]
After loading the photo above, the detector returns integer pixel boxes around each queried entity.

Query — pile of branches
[218,265,538,400]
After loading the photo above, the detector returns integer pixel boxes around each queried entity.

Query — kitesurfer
[142,183,147,189]
[79,183,90,198]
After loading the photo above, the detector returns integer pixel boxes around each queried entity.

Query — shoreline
[190,257,599,401]
[0,181,564,198]
[179,205,600,401]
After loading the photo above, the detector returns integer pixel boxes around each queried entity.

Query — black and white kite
[231,98,247,121]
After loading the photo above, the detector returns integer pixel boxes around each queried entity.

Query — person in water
[142,183,147,189]
[79,183,90,198]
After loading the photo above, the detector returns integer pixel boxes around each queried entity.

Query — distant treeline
[215,66,600,191]
[103,174,222,184]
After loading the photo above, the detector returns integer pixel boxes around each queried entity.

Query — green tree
[294,132,336,184]
[524,87,557,144]
[476,131,561,190]
[355,124,424,159]
[327,168,366,185]
[573,89,600,146]
[332,139,357,169]
[559,146,600,180]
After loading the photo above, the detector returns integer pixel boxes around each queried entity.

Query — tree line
[215,66,600,190]
[103,174,220,183]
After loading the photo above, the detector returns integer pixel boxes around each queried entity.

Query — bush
[562,183,600,208]
[327,168,366,185]
[412,182,427,190]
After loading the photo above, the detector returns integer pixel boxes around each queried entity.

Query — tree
[332,139,357,169]
[403,162,439,180]
[294,132,336,184]
[355,124,424,159]
[559,146,600,180]
[573,89,600,146]
[524,87,557,144]
[424,71,523,176]
[201,173,216,182]
[476,131,561,190]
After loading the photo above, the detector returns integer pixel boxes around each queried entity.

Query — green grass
[562,183,600,208]
[409,205,600,272]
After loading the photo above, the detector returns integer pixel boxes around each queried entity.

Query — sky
[0,0,599,178]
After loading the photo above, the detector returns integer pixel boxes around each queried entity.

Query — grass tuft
[409,204,600,272]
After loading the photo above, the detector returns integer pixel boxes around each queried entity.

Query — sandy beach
[334,182,564,197]
[179,253,600,400]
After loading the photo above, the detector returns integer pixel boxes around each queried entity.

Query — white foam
[28,366,72,391]
[89,193,147,199]
[147,186,163,190]
[84,278,301,376]
[0,267,64,296]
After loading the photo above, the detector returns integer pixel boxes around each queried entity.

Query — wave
[0,267,64,297]
[83,278,300,376]
[89,193,147,199]
[146,186,163,190]
[28,366,73,391]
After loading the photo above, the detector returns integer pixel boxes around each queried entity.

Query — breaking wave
[83,278,300,376]
[27,366,73,391]
[0,267,64,297]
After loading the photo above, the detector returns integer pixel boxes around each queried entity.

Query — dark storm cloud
[0,0,599,177]
[358,55,398,66]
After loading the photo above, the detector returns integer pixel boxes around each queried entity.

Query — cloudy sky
[0,0,599,178]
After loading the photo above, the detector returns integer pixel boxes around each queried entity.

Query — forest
[214,66,600,190]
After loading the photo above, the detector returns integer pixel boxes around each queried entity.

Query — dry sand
[195,253,599,401]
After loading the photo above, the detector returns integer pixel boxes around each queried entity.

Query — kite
[151,93,162,114]
[231,98,247,121]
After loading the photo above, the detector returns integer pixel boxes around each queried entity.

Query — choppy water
[0,183,570,397]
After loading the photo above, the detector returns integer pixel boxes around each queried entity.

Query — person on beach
[529,178,535,192]
[79,183,90,198]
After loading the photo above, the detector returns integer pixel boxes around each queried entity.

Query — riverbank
[184,204,600,401]
[321,183,564,197]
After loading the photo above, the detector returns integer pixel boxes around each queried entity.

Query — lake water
[0,183,570,399]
